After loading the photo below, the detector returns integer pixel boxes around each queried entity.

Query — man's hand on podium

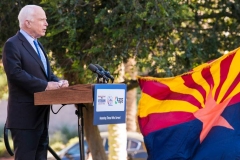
[45,80,69,90]
[58,80,69,88]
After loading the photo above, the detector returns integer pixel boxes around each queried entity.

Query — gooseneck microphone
[88,64,109,81]
[94,64,114,83]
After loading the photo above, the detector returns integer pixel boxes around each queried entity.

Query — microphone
[88,64,109,81]
[94,64,114,82]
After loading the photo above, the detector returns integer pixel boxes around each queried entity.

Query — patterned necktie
[33,40,48,75]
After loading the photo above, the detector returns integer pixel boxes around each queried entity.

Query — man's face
[27,8,48,39]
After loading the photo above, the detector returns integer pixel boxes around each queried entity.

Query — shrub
[0,124,78,157]
[0,137,13,157]
[49,125,77,145]
[49,125,78,152]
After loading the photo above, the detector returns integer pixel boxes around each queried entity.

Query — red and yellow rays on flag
[137,47,240,143]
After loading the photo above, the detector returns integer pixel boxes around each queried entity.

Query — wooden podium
[34,84,93,105]
[34,84,93,160]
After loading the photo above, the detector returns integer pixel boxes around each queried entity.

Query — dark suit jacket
[2,31,59,129]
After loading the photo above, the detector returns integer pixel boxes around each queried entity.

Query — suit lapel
[17,32,49,79]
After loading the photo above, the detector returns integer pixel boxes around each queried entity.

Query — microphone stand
[97,76,109,84]
[75,69,112,159]
[74,71,110,160]
[48,146,61,160]
[75,103,86,160]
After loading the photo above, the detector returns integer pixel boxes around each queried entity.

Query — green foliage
[49,141,65,152]
[49,126,78,152]
[1,0,240,88]
[0,73,8,100]
[39,0,192,82]
[49,136,79,152]
[0,138,7,157]
[41,0,235,80]
[1,0,240,83]
[0,124,13,157]
[0,0,42,47]
[49,125,78,145]
[0,136,13,157]
[0,124,78,156]
[0,137,13,157]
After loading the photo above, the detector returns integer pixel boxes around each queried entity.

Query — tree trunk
[108,62,127,160]
[108,124,127,160]
[83,104,107,160]
[124,58,138,132]
[126,88,137,132]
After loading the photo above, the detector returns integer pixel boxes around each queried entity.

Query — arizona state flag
[138,48,240,160]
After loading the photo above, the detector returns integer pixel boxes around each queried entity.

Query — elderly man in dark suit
[2,4,69,159]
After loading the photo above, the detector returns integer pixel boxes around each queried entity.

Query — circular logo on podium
[107,96,113,106]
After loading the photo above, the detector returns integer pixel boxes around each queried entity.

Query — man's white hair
[18,5,42,28]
